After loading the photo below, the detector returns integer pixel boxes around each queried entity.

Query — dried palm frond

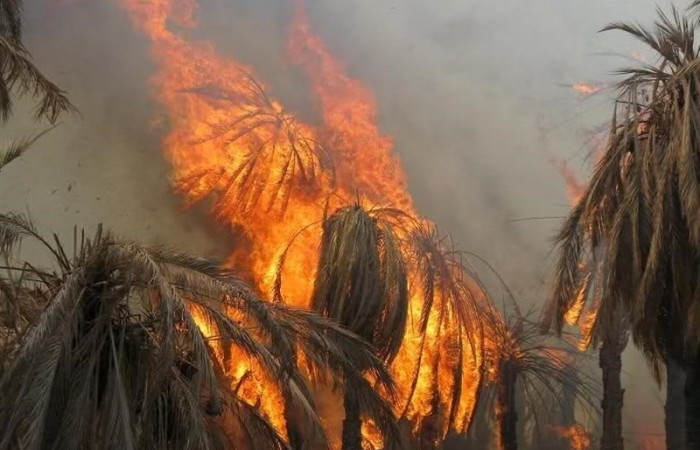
[177,73,334,218]
[0,217,399,450]
[310,203,408,364]
[276,203,407,450]
[396,223,487,440]
[484,306,598,450]
[276,206,488,446]
[0,1,72,123]
[0,127,53,172]
[543,6,700,373]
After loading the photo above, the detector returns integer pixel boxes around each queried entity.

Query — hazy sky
[2,0,689,445]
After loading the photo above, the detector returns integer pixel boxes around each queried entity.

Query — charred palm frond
[177,73,334,218]
[0,216,398,450]
[396,223,487,442]
[485,307,598,450]
[543,7,700,373]
[0,1,71,123]
[280,203,407,450]
[276,207,488,446]
[310,204,408,364]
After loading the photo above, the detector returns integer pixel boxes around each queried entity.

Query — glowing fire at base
[553,424,591,450]
[115,0,486,446]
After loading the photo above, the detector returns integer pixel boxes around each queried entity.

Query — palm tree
[0,0,71,123]
[543,7,700,449]
[0,216,401,449]
[307,204,408,450]
[485,305,596,450]
[275,204,487,449]
[176,77,334,219]
[397,224,486,449]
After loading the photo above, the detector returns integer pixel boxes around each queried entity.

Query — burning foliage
[0,216,401,449]
[481,304,597,450]
[115,0,490,446]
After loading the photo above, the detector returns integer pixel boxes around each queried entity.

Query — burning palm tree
[307,204,408,450]
[397,223,486,449]
[484,303,596,450]
[0,215,401,449]
[543,6,700,448]
[275,204,488,449]
[176,76,334,219]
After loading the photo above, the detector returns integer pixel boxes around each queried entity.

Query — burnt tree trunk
[496,359,518,450]
[418,389,441,450]
[343,379,362,450]
[599,320,625,450]
[284,390,305,450]
[685,356,700,450]
[666,358,686,450]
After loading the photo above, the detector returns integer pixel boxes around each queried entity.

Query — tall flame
[117,0,484,446]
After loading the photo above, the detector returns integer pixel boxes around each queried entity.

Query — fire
[572,82,603,96]
[116,0,484,446]
[553,424,591,450]
[553,158,586,204]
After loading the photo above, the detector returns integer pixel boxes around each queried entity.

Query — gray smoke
[2,0,685,445]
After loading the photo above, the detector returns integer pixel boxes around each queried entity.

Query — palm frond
[310,203,409,363]
[0,34,72,123]
[486,306,599,449]
[546,6,700,371]
[0,127,54,171]
[0,224,398,449]
[176,73,334,218]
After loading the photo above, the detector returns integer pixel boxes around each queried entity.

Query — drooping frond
[395,223,488,439]
[486,306,599,447]
[176,73,334,218]
[0,223,399,449]
[0,127,53,171]
[544,6,700,372]
[0,29,72,123]
[310,203,409,364]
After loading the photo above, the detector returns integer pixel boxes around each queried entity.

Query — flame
[553,159,586,204]
[553,424,591,450]
[117,0,484,446]
[572,82,603,96]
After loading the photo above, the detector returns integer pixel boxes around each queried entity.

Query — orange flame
[572,82,603,96]
[118,0,484,446]
[553,159,586,205]
[553,424,591,450]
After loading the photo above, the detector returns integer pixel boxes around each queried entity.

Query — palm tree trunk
[666,358,686,450]
[496,360,518,450]
[685,357,700,450]
[418,389,440,450]
[284,390,305,450]
[599,331,624,450]
[342,377,362,450]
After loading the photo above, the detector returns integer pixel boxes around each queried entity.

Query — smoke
[1,0,686,446]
